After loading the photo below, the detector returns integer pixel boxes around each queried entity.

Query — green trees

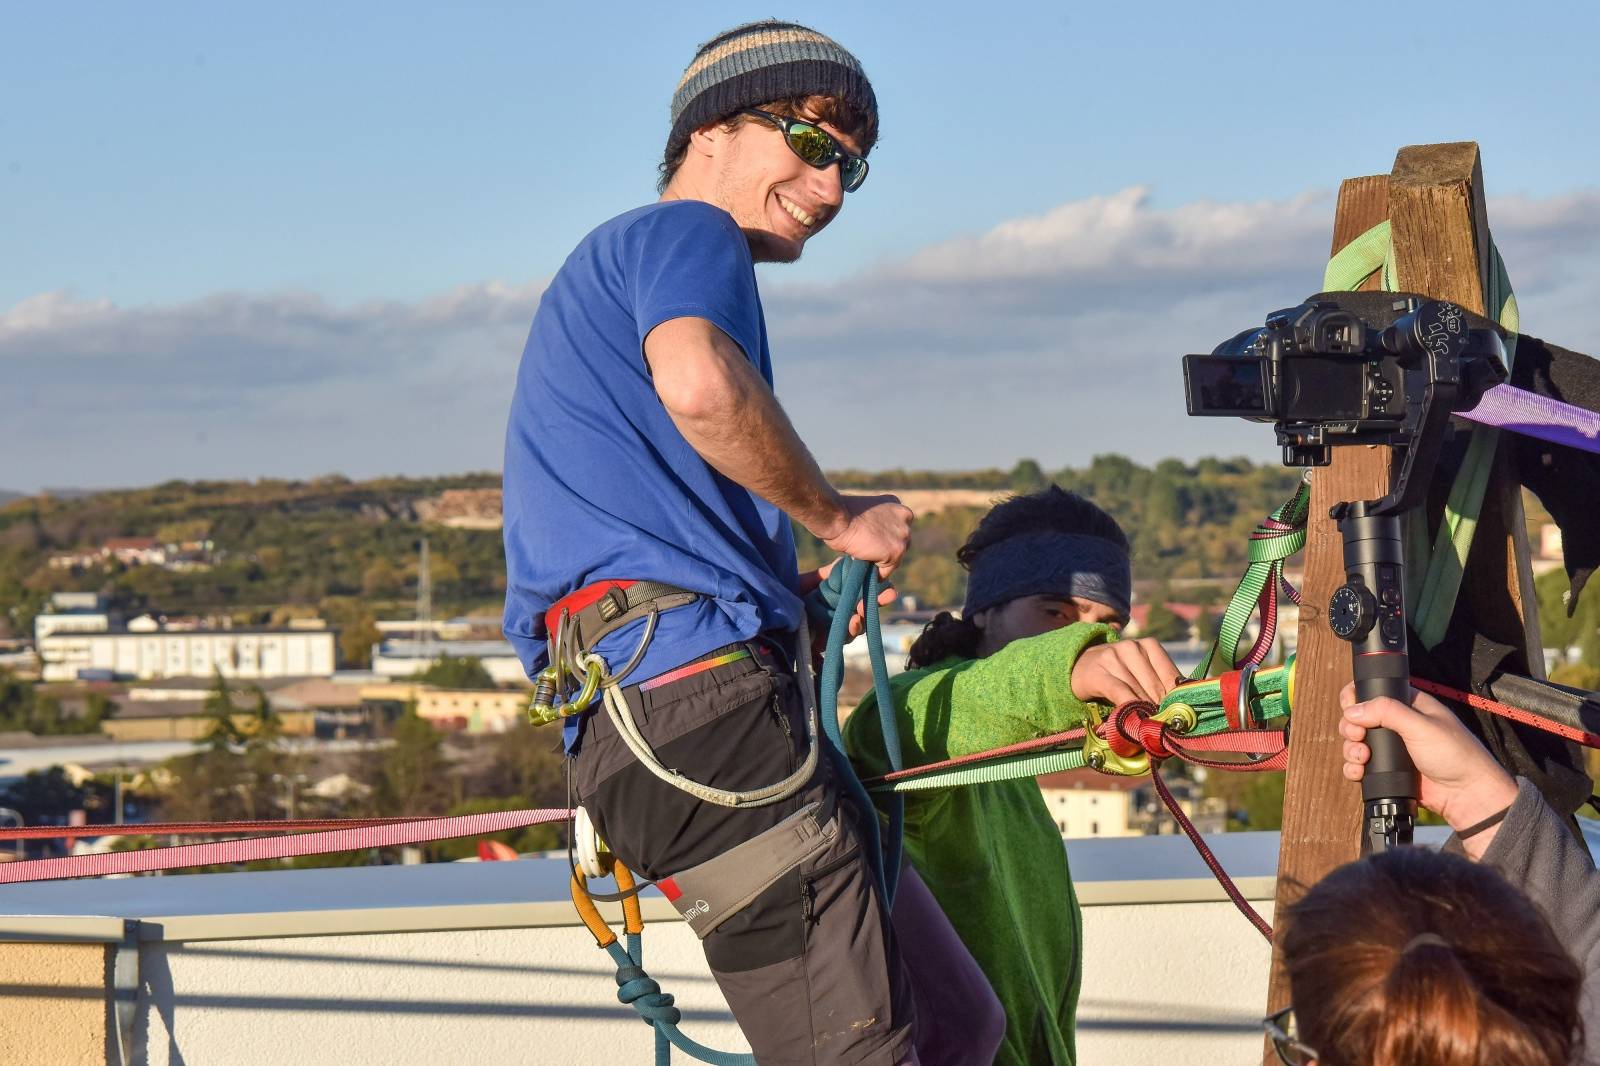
[0,766,111,825]
[339,614,383,668]
[1140,602,1189,642]
[1008,459,1047,493]
[376,704,453,816]
[1538,569,1600,671]
[0,670,108,735]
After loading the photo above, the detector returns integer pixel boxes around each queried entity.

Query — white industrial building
[36,628,337,682]
[33,591,113,641]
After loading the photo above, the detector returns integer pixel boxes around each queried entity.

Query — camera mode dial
[1328,583,1378,642]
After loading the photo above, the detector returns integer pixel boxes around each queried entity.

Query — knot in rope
[615,964,681,1025]
[1103,701,1173,761]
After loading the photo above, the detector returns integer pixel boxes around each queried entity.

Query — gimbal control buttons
[1328,584,1378,642]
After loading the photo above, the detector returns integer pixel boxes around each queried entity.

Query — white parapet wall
[0,833,1324,1066]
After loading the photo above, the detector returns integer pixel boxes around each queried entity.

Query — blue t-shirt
[502,200,802,688]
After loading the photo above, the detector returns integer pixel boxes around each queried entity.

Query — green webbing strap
[1162,666,1294,726]
[873,660,1294,793]
[1196,485,1309,680]
[1322,219,1396,292]
[1322,222,1520,649]
[875,749,1087,793]
[1411,246,1520,647]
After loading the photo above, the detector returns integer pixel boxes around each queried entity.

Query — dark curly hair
[905,486,1128,669]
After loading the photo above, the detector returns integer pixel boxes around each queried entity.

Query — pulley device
[1185,295,1505,851]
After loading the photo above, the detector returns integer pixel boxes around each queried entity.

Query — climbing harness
[655,800,838,938]
[533,561,905,1065]
[529,580,695,725]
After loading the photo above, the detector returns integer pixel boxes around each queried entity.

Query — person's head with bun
[1277,846,1581,1066]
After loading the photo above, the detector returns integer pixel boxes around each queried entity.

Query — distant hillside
[0,459,1313,639]
[0,473,504,640]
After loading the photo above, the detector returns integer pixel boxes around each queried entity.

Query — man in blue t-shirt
[503,20,921,1066]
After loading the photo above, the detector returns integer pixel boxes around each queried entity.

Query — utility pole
[416,536,433,660]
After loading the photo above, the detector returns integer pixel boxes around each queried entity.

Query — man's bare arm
[644,316,912,571]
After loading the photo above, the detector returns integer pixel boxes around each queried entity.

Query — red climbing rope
[0,816,419,841]
[1412,677,1600,748]
[1151,768,1274,942]
[0,808,570,884]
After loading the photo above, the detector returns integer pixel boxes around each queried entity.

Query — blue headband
[962,532,1132,621]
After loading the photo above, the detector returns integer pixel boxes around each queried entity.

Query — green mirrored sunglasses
[741,109,869,193]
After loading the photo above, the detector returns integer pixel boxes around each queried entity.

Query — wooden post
[1389,143,1545,670]
[1261,177,1391,1042]
[1263,144,1546,1058]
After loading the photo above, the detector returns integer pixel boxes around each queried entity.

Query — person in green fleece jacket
[844,486,1182,1066]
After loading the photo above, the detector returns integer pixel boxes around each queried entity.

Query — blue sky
[5,2,1599,489]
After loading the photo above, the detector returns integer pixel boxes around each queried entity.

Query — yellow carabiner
[564,658,604,716]
[1082,701,1199,777]
[527,659,606,727]
[528,666,563,726]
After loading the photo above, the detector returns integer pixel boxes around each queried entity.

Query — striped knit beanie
[665,20,877,172]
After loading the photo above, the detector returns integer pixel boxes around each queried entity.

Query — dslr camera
[1183,296,1506,470]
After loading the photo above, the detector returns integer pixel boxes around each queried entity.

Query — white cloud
[4,187,1598,490]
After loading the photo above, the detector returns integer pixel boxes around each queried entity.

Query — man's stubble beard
[713,153,802,265]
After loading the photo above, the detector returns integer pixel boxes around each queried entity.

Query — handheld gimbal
[1185,295,1506,851]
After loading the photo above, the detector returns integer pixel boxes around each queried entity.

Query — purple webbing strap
[1460,384,1600,455]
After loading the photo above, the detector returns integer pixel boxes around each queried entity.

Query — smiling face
[668,98,864,263]
[972,594,1126,658]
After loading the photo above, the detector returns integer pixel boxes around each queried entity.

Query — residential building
[1037,768,1230,839]
[354,682,528,734]
[1130,774,1230,836]
[34,610,112,642]
[101,691,316,743]
[104,537,166,566]
[47,537,214,572]
[50,592,102,612]
[0,640,39,678]
[33,592,113,642]
[1533,522,1566,577]
[374,618,478,641]
[1036,769,1142,838]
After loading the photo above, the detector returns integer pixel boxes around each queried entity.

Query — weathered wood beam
[1262,176,1390,1047]
[1389,142,1544,671]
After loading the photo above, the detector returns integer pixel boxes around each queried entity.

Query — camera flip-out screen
[1182,355,1269,417]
